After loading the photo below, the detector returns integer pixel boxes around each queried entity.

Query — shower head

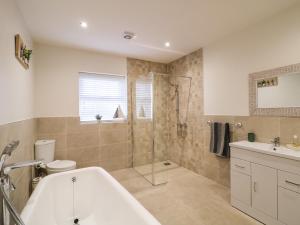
[0,140,20,171]
[2,140,20,156]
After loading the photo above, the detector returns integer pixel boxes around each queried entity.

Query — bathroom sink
[286,144,300,151]
[230,141,300,161]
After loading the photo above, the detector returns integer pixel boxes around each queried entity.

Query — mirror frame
[249,63,300,117]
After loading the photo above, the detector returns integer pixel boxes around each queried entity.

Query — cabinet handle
[235,164,245,169]
[253,181,257,192]
[285,180,300,187]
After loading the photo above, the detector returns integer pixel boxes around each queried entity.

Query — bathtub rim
[21,167,161,225]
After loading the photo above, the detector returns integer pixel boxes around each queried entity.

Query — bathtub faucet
[0,140,43,225]
[2,160,44,177]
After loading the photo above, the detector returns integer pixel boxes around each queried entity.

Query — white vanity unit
[230,141,300,225]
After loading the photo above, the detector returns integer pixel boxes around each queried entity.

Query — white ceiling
[16,0,299,63]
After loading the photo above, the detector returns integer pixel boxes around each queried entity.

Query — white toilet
[35,140,76,174]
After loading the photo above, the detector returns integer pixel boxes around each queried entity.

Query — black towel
[209,122,230,157]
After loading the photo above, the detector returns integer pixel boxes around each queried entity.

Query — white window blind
[79,72,127,122]
[136,78,153,119]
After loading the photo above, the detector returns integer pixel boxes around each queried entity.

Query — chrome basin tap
[271,137,280,148]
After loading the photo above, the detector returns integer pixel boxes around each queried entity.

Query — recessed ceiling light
[165,42,170,47]
[80,21,88,28]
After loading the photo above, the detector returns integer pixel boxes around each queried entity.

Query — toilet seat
[46,160,76,174]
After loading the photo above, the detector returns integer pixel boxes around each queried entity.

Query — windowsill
[136,117,152,121]
[80,119,128,125]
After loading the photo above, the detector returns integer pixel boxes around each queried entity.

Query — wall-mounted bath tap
[0,141,43,225]
[2,160,43,176]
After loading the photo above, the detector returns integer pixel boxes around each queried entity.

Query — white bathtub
[21,167,161,225]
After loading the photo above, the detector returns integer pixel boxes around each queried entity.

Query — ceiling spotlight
[165,42,170,47]
[123,31,136,40]
[80,21,88,28]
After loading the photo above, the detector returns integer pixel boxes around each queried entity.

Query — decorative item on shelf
[113,105,125,119]
[95,114,102,121]
[207,120,242,128]
[286,134,300,151]
[15,34,32,69]
[248,132,256,142]
[257,77,278,88]
[138,105,146,118]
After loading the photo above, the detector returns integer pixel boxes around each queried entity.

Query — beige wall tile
[99,128,128,145]
[101,142,128,160]
[100,122,128,130]
[54,150,68,160]
[243,116,280,143]
[67,132,99,148]
[67,146,101,163]
[77,161,101,168]
[67,117,99,134]
[280,117,300,144]
[37,117,67,134]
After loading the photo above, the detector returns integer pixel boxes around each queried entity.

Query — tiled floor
[134,160,179,175]
[134,160,179,184]
[110,167,262,225]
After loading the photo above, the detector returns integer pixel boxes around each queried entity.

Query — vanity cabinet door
[278,187,300,225]
[231,170,251,205]
[251,163,277,219]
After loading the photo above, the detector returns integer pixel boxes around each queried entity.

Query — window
[136,78,152,119]
[79,72,127,122]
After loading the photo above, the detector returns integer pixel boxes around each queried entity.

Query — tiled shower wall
[0,119,36,213]
[167,50,204,169]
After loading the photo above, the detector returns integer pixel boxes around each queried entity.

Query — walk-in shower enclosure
[131,72,192,185]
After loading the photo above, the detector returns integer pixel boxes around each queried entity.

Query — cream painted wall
[203,3,300,116]
[0,0,34,125]
[34,44,127,117]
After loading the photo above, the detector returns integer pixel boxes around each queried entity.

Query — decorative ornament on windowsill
[138,105,146,118]
[113,105,125,120]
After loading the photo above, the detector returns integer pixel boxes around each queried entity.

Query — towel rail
[207,120,242,128]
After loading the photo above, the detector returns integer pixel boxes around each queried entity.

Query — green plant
[23,48,32,61]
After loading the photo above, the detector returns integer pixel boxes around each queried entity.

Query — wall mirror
[249,63,300,117]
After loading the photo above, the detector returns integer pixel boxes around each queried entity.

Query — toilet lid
[47,160,76,171]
